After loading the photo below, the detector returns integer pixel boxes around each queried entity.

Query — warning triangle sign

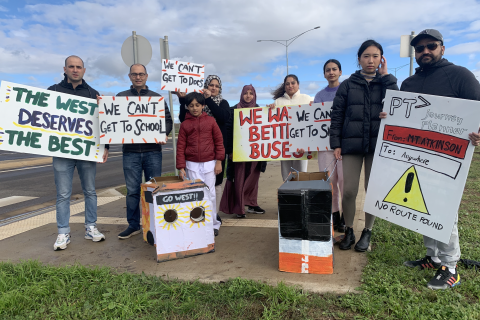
[383,166,429,214]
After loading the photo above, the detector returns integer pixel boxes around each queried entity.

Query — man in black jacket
[116,64,173,239]
[397,29,480,290]
[48,55,109,251]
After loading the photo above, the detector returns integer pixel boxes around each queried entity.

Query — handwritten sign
[233,106,313,162]
[288,102,332,152]
[364,90,480,242]
[98,96,167,144]
[161,59,205,93]
[0,81,104,162]
[156,191,204,205]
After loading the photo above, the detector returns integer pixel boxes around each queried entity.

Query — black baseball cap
[410,29,444,46]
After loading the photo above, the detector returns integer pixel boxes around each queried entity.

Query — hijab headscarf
[237,85,256,109]
[202,75,223,117]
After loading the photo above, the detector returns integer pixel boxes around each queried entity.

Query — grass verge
[1,153,480,319]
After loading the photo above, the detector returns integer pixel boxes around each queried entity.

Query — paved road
[0,142,175,219]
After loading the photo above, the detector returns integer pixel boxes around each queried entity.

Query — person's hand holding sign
[266,103,276,109]
[203,89,212,99]
[469,129,480,146]
[157,136,168,145]
[99,149,109,164]
[174,91,186,98]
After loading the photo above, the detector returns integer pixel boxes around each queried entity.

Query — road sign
[121,32,152,66]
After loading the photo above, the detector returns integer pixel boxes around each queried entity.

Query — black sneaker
[214,229,219,237]
[404,256,441,269]
[247,206,265,214]
[118,227,141,239]
[427,266,461,290]
[236,214,246,219]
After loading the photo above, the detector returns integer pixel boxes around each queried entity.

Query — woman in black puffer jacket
[330,40,398,252]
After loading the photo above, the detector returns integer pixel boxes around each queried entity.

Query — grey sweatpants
[424,214,461,269]
[342,153,375,229]
[281,160,308,181]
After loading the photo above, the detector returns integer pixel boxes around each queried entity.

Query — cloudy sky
[1,0,480,121]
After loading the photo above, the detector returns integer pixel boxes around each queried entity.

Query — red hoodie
[176,112,225,169]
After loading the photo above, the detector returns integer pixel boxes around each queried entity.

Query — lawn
[1,152,480,319]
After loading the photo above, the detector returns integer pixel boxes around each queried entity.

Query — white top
[185,160,216,174]
[274,90,313,106]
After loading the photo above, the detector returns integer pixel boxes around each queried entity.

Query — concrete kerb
[0,160,369,294]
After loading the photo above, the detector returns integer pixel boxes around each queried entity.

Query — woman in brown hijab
[220,85,267,218]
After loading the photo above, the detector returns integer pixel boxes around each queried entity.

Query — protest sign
[98,96,167,144]
[288,102,332,152]
[232,106,314,162]
[161,59,205,93]
[0,81,104,162]
[364,90,480,242]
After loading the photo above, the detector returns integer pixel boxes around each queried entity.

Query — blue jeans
[123,151,163,230]
[53,157,97,234]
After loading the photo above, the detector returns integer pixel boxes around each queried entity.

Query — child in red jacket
[176,92,225,236]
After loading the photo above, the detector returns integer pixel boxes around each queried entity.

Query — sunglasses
[414,42,440,53]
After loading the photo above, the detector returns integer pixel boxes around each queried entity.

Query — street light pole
[258,26,321,75]
[388,63,409,77]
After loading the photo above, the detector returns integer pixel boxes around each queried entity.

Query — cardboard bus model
[278,172,333,274]
[140,176,215,262]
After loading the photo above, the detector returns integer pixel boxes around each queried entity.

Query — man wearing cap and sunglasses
[382,29,480,290]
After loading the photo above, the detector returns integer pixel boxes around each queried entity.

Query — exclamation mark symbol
[404,172,414,203]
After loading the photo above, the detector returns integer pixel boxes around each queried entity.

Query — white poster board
[161,59,205,93]
[98,96,167,144]
[364,90,480,242]
[288,102,333,152]
[233,106,314,161]
[0,81,105,162]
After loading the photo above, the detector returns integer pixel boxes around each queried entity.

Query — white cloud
[448,42,480,55]
[0,5,7,12]
[2,0,480,94]
[306,82,319,91]
[273,65,298,77]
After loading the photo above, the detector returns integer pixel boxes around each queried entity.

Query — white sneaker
[85,226,106,242]
[54,233,71,251]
